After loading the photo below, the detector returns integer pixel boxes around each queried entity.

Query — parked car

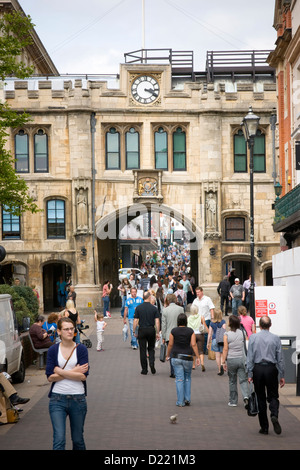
[118,268,144,282]
[0,294,25,383]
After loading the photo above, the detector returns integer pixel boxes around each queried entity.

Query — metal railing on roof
[124,49,195,79]
[206,50,275,82]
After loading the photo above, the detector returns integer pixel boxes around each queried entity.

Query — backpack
[216,323,225,345]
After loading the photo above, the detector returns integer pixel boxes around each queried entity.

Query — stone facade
[0,59,281,312]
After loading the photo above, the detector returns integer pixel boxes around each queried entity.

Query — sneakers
[228,402,237,407]
[106,312,112,318]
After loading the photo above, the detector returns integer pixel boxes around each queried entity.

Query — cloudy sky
[20,0,277,75]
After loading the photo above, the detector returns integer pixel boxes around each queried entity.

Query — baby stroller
[77,320,92,348]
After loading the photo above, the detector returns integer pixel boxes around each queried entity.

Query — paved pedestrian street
[1,310,300,453]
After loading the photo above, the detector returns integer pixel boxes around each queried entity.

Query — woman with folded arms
[166,313,200,407]
[46,317,89,450]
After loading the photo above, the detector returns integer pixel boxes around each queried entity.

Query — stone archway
[95,202,204,291]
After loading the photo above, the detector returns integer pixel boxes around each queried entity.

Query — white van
[0,294,25,383]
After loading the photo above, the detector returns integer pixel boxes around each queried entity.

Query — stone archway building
[0,2,281,311]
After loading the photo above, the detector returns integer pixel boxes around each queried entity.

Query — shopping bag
[160,343,167,362]
[122,324,128,342]
[208,348,215,360]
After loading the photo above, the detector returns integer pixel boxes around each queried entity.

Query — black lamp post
[274,181,282,201]
[242,106,260,321]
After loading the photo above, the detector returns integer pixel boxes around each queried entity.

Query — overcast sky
[20,0,277,75]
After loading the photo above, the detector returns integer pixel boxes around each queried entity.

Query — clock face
[131,75,160,104]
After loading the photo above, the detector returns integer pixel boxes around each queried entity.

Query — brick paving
[1,309,300,451]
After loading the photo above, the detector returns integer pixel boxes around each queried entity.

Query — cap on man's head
[235,278,239,282]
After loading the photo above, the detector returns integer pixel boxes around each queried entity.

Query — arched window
[155,127,168,170]
[173,127,186,170]
[15,130,29,173]
[47,199,65,239]
[34,129,48,172]
[125,127,140,169]
[106,127,120,169]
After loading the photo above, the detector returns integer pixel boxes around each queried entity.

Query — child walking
[94,311,107,351]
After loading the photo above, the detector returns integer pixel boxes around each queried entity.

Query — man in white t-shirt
[192,287,215,354]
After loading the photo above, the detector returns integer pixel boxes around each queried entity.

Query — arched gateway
[95,202,204,306]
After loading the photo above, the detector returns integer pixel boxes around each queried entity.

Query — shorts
[211,338,223,353]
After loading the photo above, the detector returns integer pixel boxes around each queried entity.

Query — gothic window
[47,199,65,239]
[253,130,266,172]
[234,129,266,173]
[15,128,49,173]
[15,130,29,173]
[234,130,247,173]
[225,217,245,241]
[173,127,186,171]
[34,129,48,172]
[105,127,120,169]
[2,206,21,239]
[125,127,140,169]
[155,127,168,170]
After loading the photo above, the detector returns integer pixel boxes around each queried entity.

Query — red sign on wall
[255,299,268,317]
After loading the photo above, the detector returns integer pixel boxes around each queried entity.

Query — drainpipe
[270,108,277,185]
[91,112,97,285]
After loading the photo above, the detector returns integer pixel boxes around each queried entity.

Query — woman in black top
[166,313,200,407]
[64,300,81,344]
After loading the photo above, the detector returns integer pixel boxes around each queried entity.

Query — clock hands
[145,88,158,97]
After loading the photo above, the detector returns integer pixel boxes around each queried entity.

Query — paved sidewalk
[1,309,300,451]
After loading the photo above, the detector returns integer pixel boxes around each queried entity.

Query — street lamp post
[242,106,260,321]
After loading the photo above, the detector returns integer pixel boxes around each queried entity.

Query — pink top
[240,315,255,337]
[102,284,109,297]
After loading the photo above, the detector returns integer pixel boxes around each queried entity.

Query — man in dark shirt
[133,292,160,375]
[217,276,231,316]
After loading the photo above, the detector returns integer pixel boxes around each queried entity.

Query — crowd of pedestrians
[114,245,286,440]
[0,244,286,450]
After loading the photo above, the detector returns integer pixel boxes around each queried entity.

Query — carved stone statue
[76,188,88,231]
[205,192,217,231]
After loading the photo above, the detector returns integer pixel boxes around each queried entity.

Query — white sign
[254,286,290,336]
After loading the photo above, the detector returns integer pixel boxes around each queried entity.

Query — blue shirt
[247,329,285,379]
[125,296,143,318]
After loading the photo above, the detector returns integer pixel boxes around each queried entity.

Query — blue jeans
[204,319,211,353]
[232,298,242,316]
[121,296,126,317]
[103,296,110,317]
[171,358,193,406]
[128,318,138,348]
[49,393,87,450]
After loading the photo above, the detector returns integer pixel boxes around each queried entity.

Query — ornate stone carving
[76,188,88,234]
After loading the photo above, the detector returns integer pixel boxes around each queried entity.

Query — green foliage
[0,284,37,326]
[0,11,41,216]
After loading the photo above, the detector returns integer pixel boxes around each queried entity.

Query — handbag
[7,407,20,423]
[247,385,259,417]
[160,343,167,362]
